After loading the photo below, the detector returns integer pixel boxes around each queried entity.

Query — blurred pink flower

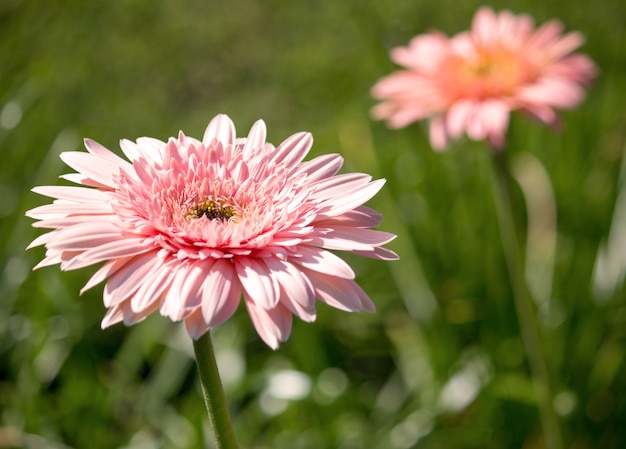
[371,7,597,150]
[27,114,397,349]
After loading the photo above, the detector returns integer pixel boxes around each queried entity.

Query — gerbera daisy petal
[202,114,235,147]
[472,7,498,47]
[59,172,110,189]
[130,262,176,313]
[81,258,129,294]
[177,260,210,310]
[302,269,365,313]
[291,246,355,279]
[273,132,314,170]
[429,115,449,151]
[103,252,162,307]
[161,265,195,321]
[353,246,400,261]
[446,100,473,139]
[201,259,242,328]
[293,153,343,184]
[316,178,386,218]
[60,237,150,271]
[84,138,133,171]
[235,258,280,310]
[26,232,55,249]
[60,151,126,188]
[314,205,383,229]
[101,304,124,328]
[26,202,114,220]
[265,258,316,311]
[31,185,111,202]
[122,300,160,326]
[242,120,267,159]
[136,137,166,164]
[311,227,397,252]
[245,297,293,350]
[51,221,124,251]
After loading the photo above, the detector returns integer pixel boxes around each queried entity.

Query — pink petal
[184,309,209,340]
[480,100,510,147]
[303,269,366,312]
[101,304,124,328]
[272,132,314,170]
[32,214,115,230]
[59,172,111,189]
[235,257,280,310]
[60,237,150,271]
[202,114,236,148]
[33,253,63,270]
[103,252,163,307]
[242,120,267,159]
[49,221,123,251]
[160,264,195,321]
[467,103,488,140]
[81,257,130,294]
[159,260,210,320]
[291,245,355,279]
[391,33,451,71]
[131,137,166,164]
[529,19,564,49]
[313,205,383,229]
[60,151,125,188]
[84,138,132,169]
[130,261,177,313]
[547,31,585,59]
[245,298,292,349]
[310,173,372,200]
[353,246,400,261]
[201,259,242,327]
[31,185,110,202]
[446,100,474,139]
[293,153,343,183]
[310,227,397,252]
[429,115,448,150]
[27,232,54,249]
[122,299,160,326]
[472,7,498,47]
[315,178,386,218]
[517,78,584,109]
[26,202,113,220]
[264,257,316,311]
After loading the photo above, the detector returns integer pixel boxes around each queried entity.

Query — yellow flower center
[188,199,236,222]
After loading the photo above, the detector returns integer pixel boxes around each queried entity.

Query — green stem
[490,151,563,449]
[192,331,239,449]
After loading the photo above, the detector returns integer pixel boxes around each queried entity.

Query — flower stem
[490,151,563,449]
[192,331,239,449]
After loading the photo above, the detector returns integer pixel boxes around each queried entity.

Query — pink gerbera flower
[27,114,397,349]
[371,7,597,150]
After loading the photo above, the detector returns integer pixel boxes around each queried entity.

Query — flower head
[371,7,597,150]
[27,114,397,349]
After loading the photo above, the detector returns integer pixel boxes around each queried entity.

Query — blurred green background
[1,0,625,448]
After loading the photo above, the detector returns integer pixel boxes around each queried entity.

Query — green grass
[1,0,625,448]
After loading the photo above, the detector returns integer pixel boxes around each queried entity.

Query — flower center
[447,48,535,99]
[188,199,236,222]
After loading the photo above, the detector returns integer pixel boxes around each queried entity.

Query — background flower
[26,115,397,349]
[371,7,597,150]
